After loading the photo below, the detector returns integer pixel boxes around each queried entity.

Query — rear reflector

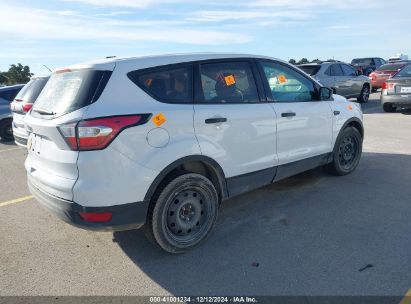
[58,114,151,151]
[382,82,395,90]
[79,212,112,223]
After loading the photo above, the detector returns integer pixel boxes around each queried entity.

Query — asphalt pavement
[1,93,411,299]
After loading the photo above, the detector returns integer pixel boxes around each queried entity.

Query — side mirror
[320,87,333,100]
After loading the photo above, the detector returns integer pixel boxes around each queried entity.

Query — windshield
[33,69,111,117]
[351,58,372,65]
[299,65,321,76]
[393,65,411,78]
[15,77,49,103]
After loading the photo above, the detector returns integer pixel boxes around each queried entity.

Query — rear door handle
[334,110,340,116]
[205,117,227,124]
[281,112,296,117]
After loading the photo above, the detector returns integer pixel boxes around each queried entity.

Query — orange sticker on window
[224,75,236,86]
[277,75,287,84]
[145,78,153,87]
[152,113,167,127]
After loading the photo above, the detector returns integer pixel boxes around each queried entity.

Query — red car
[369,62,410,91]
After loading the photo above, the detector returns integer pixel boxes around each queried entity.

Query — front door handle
[334,110,340,116]
[281,112,296,117]
[205,117,227,124]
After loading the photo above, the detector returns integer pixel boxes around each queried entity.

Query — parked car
[0,84,24,141]
[298,61,371,103]
[368,62,410,92]
[10,76,49,146]
[381,63,411,112]
[25,54,363,253]
[388,54,408,63]
[351,57,386,76]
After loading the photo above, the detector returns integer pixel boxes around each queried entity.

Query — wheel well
[146,159,227,205]
[346,120,363,138]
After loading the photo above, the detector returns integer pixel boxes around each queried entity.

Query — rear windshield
[378,64,406,71]
[32,69,111,118]
[15,78,49,103]
[298,65,321,76]
[351,58,372,65]
[393,65,411,78]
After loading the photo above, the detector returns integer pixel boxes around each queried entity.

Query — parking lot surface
[1,93,411,297]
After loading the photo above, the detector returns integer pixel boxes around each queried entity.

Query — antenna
[42,64,52,72]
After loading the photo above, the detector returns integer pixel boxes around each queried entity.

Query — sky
[0,0,410,75]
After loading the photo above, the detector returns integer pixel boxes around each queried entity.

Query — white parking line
[0,195,33,208]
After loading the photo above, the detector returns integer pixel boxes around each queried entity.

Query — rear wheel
[383,103,396,113]
[357,85,370,103]
[0,119,14,141]
[145,173,219,254]
[324,127,362,176]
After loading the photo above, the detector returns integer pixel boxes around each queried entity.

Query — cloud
[186,10,310,22]
[0,5,250,45]
[62,0,193,8]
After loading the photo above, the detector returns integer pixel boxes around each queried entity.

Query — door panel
[193,60,278,178]
[258,60,334,165]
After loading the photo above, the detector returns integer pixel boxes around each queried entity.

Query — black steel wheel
[146,173,219,254]
[324,126,362,176]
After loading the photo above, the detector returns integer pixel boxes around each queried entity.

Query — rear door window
[128,65,192,104]
[329,64,344,76]
[198,61,260,104]
[32,69,111,118]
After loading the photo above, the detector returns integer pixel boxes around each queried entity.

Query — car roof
[0,84,25,91]
[60,53,280,72]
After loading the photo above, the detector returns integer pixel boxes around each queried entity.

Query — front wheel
[324,127,362,176]
[0,119,14,141]
[145,173,219,254]
[357,85,370,103]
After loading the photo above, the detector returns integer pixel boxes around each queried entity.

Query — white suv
[25,54,363,253]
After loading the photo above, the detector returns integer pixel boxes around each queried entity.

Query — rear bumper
[381,94,411,107]
[12,124,28,147]
[28,176,149,231]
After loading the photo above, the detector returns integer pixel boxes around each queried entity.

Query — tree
[297,58,309,65]
[288,59,297,65]
[1,63,33,85]
[311,58,322,63]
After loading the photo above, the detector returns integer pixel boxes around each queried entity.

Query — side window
[259,60,317,102]
[128,65,192,104]
[341,64,356,77]
[330,64,344,76]
[199,61,259,104]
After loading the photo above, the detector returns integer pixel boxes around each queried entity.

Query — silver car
[298,62,372,103]
[381,63,411,112]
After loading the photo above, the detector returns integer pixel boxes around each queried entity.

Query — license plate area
[27,134,43,154]
[400,86,411,94]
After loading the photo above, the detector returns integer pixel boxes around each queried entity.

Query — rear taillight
[58,115,150,151]
[22,103,33,113]
[382,82,395,90]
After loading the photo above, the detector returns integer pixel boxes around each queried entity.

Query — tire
[383,103,396,113]
[324,127,362,176]
[145,173,219,254]
[0,119,14,141]
[357,85,370,103]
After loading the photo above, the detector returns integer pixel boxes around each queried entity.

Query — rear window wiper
[32,108,55,115]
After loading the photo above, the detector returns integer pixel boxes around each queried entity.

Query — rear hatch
[25,66,113,201]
